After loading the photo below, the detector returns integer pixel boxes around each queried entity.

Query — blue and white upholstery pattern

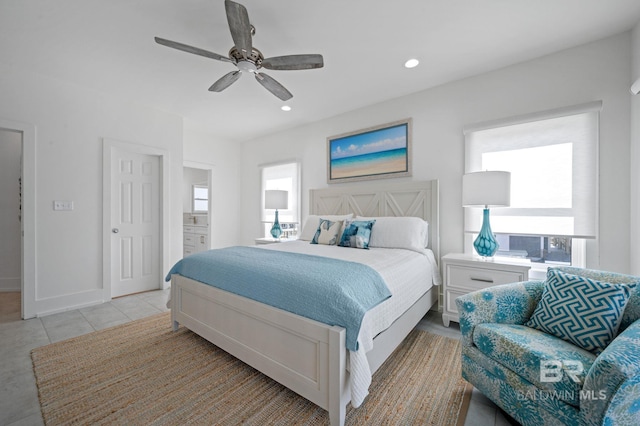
[457,280,545,347]
[456,267,640,426]
[582,319,640,425]
[526,269,631,353]
[473,323,596,407]
[462,345,581,426]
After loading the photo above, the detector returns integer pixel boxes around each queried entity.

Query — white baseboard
[0,277,20,292]
[33,289,107,317]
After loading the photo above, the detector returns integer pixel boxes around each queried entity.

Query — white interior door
[111,148,161,298]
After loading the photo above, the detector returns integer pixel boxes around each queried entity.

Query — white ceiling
[2,1,640,143]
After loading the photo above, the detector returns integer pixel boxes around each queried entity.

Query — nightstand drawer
[448,265,524,291]
[446,288,468,315]
[441,253,531,327]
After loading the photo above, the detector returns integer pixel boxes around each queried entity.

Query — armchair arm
[455,280,545,346]
[581,319,640,426]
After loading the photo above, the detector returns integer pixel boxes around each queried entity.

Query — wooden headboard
[309,180,440,260]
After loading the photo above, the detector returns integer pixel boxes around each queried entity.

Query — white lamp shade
[265,190,288,210]
[462,171,511,207]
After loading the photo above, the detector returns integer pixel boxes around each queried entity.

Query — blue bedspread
[165,246,391,351]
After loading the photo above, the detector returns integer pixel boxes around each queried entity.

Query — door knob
[112,228,119,234]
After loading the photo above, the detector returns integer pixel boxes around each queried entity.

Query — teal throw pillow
[338,220,375,249]
[525,268,630,353]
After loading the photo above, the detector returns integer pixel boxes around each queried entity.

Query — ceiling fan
[155,0,324,101]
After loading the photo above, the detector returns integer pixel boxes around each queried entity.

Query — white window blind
[260,161,300,225]
[464,101,601,238]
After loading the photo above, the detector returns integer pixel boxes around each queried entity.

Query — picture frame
[327,118,412,183]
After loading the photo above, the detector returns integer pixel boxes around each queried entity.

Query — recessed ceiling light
[281,105,291,111]
[404,58,419,69]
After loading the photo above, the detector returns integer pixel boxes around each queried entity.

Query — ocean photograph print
[327,118,412,183]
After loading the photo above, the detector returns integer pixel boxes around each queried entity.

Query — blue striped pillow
[525,269,630,353]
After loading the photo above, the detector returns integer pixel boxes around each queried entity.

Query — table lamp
[462,171,511,258]
[264,190,288,239]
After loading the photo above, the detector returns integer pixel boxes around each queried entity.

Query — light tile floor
[0,291,516,426]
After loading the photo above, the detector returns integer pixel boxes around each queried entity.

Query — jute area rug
[32,312,472,425]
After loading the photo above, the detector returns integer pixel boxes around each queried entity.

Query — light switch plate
[53,201,74,211]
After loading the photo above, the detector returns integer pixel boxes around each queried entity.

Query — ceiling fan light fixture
[281,105,291,111]
[237,60,258,73]
[404,58,419,69]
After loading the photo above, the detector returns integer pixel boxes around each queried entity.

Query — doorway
[103,139,171,299]
[0,129,22,297]
[0,119,35,319]
[183,162,214,256]
[110,148,161,297]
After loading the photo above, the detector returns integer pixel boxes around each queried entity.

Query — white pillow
[299,214,353,241]
[355,216,429,252]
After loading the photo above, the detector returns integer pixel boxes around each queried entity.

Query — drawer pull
[470,277,494,283]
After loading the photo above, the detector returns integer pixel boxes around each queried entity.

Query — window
[464,102,601,272]
[495,235,573,266]
[192,184,209,213]
[260,161,300,238]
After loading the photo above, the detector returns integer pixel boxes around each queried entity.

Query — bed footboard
[171,275,349,425]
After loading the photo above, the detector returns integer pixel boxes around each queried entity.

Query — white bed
[169,180,440,425]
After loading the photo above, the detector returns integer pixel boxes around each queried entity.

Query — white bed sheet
[259,240,441,406]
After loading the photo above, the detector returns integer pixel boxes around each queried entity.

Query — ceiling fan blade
[209,71,241,92]
[224,0,252,58]
[254,72,293,101]
[262,54,324,70]
[155,37,232,63]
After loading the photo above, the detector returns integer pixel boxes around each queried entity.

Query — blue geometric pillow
[338,220,375,249]
[554,266,640,333]
[525,269,630,353]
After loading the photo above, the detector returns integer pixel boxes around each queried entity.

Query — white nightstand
[442,253,531,327]
[254,237,294,245]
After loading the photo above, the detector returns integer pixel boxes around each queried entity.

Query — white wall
[631,22,640,275]
[0,65,185,316]
[183,122,242,249]
[0,129,22,291]
[0,30,633,316]
[240,32,633,273]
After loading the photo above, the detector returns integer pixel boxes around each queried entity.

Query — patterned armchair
[456,266,640,426]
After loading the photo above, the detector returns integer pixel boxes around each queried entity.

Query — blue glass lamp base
[270,209,282,239]
[473,208,499,258]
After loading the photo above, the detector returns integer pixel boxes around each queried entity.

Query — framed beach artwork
[327,118,412,183]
